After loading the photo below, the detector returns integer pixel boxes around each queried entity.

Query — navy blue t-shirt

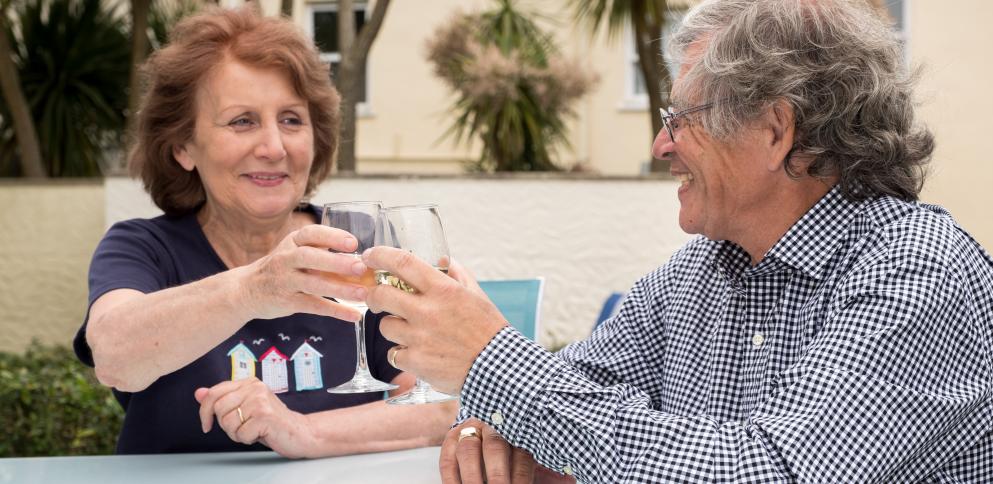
[73,204,400,454]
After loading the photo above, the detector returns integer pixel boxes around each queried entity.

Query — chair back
[594,292,625,331]
[478,278,545,340]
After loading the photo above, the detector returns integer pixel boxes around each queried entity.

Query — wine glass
[322,201,399,394]
[377,204,458,405]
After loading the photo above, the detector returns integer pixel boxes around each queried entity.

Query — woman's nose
[254,123,287,161]
[652,127,674,160]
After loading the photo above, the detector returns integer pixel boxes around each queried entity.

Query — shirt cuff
[459,326,567,447]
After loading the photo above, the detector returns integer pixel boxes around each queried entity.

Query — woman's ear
[172,144,196,172]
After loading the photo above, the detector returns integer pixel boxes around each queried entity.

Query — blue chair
[594,292,625,330]
[478,278,545,340]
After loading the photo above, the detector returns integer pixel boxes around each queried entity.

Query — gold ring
[388,345,406,368]
[237,406,245,425]
[458,427,481,443]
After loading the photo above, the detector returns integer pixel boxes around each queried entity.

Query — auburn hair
[129,5,340,215]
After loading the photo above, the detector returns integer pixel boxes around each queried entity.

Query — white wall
[912,0,993,256]
[106,176,692,347]
[0,181,104,353]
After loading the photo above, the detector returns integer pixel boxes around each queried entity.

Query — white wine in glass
[322,201,399,394]
[378,204,458,405]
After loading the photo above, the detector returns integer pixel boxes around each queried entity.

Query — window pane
[660,10,686,80]
[313,8,367,55]
[313,11,338,53]
[633,63,646,95]
[355,10,366,32]
[884,0,904,31]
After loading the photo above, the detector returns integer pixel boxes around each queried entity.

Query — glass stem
[354,309,370,375]
[412,378,431,392]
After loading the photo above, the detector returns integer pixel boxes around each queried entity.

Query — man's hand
[439,419,576,484]
[363,247,507,395]
[440,419,535,484]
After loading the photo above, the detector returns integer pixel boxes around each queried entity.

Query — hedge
[0,341,122,456]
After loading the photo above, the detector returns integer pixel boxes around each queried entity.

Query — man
[362,0,993,482]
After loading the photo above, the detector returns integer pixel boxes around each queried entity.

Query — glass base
[386,386,457,405]
[327,372,399,394]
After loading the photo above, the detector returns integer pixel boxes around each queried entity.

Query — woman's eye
[229,118,254,128]
[280,116,303,126]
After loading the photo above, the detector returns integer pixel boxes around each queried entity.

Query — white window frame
[304,2,373,117]
[889,0,911,64]
[618,10,684,112]
[618,30,648,111]
[619,2,909,110]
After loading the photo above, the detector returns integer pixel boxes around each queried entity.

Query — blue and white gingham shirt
[460,187,993,483]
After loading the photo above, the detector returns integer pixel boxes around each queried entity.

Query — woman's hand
[241,224,370,322]
[194,378,316,459]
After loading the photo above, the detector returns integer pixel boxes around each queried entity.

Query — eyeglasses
[659,103,714,141]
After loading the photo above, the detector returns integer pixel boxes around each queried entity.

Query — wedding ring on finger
[237,406,246,425]
[388,345,406,368]
[458,427,481,443]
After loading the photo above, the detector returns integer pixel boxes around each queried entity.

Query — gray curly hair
[670,0,933,201]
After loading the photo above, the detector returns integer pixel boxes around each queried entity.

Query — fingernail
[361,248,373,261]
[345,236,358,251]
[353,286,367,300]
[351,260,367,275]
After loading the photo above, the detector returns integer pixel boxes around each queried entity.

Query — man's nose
[652,128,674,160]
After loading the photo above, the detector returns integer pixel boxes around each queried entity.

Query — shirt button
[751,333,766,348]
[491,411,505,426]
[562,464,574,475]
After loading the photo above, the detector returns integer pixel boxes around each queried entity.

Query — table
[0,446,442,484]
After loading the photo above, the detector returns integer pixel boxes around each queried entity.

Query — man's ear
[763,99,796,172]
[172,144,196,172]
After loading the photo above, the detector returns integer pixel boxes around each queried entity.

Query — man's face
[652,46,783,242]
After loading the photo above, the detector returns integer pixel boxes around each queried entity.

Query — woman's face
[174,59,314,221]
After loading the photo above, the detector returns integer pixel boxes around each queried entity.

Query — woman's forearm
[87,265,256,392]
[304,383,458,458]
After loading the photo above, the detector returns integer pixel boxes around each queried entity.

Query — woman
[73,6,455,456]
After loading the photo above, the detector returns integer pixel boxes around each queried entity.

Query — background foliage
[426,0,597,172]
[0,342,122,457]
[0,0,199,177]
[0,0,130,177]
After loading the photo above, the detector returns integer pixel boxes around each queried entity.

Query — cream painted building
[248,0,993,247]
[2,0,991,353]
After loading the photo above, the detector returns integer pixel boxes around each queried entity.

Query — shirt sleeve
[73,220,170,367]
[366,310,403,384]
[458,250,990,482]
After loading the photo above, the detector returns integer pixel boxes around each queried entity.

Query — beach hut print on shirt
[260,346,289,394]
[290,341,324,391]
[227,342,256,381]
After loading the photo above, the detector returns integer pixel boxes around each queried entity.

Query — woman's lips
[243,173,287,187]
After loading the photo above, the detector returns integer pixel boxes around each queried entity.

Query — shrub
[426,0,598,172]
[0,341,122,456]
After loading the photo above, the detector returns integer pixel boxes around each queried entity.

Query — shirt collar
[764,185,863,280]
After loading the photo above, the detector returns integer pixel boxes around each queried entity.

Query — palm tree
[570,0,673,172]
[427,0,596,172]
[0,0,45,177]
[0,0,131,177]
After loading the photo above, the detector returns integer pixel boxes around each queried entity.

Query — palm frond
[1,0,130,177]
